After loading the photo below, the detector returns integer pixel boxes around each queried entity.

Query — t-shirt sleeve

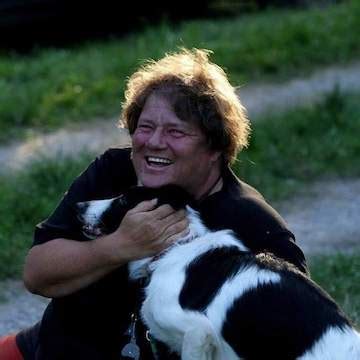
[33,148,134,246]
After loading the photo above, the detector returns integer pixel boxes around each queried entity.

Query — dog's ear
[120,186,158,209]
[154,185,194,210]
[121,185,194,210]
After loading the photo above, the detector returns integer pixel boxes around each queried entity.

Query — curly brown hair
[120,48,250,164]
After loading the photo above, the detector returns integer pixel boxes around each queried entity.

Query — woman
[1,48,307,359]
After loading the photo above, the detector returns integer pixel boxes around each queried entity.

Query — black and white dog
[77,185,360,360]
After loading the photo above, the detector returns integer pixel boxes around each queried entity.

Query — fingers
[159,224,190,252]
[124,200,188,248]
[160,217,189,245]
[158,208,187,229]
[151,204,177,220]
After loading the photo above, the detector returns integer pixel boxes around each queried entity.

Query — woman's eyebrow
[137,117,154,124]
[137,115,197,132]
[166,123,197,133]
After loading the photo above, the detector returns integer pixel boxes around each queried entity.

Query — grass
[1,0,360,143]
[309,252,360,327]
[235,89,360,201]
[0,153,95,279]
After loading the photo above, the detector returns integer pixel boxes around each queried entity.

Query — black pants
[16,321,179,360]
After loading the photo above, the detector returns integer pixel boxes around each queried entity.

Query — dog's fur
[77,185,360,360]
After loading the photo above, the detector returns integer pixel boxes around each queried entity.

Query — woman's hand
[101,199,189,264]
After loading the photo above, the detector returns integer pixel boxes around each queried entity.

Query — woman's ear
[210,150,222,164]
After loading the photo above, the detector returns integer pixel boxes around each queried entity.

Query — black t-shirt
[19,148,307,360]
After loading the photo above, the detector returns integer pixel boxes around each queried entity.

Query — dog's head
[77,184,195,239]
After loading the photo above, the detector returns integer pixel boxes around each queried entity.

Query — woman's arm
[24,200,189,298]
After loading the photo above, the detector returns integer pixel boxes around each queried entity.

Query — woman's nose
[146,128,166,148]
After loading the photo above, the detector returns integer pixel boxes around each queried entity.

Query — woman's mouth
[145,156,173,167]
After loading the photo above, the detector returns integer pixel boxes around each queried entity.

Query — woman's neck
[196,171,223,202]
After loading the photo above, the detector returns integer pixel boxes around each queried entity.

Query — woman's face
[131,93,221,199]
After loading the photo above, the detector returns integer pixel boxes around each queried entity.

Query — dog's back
[168,242,360,359]
[210,252,359,359]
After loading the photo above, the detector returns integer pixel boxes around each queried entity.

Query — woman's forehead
[140,93,189,123]
[143,90,200,120]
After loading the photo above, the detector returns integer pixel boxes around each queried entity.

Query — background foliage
[0,1,359,143]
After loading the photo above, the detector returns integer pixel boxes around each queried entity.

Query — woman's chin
[139,177,172,189]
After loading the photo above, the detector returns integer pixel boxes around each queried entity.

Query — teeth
[147,156,172,164]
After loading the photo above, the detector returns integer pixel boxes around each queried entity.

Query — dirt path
[277,178,360,255]
[1,61,360,336]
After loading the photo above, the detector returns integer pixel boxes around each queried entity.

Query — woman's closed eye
[168,129,186,138]
[137,124,153,133]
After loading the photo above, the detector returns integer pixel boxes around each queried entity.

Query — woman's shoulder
[201,168,290,236]
[65,147,136,201]
[93,147,134,177]
[98,147,132,165]
[219,167,268,209]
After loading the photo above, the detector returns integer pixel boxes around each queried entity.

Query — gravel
[0,281,49,336]
[277,178,360,256]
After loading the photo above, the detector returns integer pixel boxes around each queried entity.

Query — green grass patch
[0,153,94,279]
[1,0,360,143]
[235,89,360,200]
[309,252,360,327]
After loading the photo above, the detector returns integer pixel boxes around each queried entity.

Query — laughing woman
[1,48,307,360]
